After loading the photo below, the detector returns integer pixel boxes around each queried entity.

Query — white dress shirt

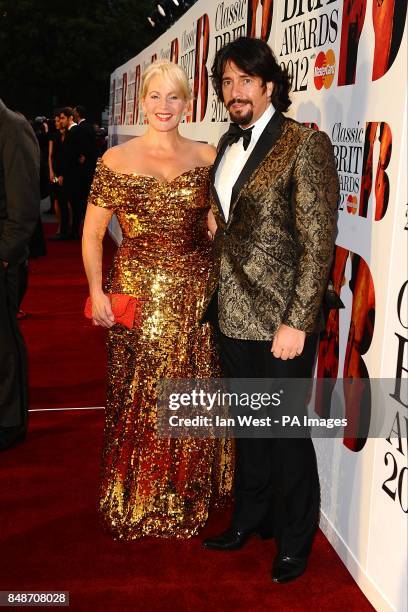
[215,104,275,221]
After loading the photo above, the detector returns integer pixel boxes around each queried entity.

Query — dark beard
[229,107,254,125]
[226,98,254,126]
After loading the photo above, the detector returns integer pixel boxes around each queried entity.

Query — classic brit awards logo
[278,0,339,92]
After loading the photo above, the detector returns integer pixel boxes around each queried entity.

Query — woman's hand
[91,292,115,328]
[207,209,217,240]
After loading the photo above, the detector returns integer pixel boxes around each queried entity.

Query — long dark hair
[211,37,292,112]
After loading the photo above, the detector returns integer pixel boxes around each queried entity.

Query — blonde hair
[141,60,192,101]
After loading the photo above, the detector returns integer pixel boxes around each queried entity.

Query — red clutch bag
[84,294,145,329]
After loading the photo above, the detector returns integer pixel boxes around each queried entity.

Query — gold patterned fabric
[88,159,233,540]
[207,116,340,341]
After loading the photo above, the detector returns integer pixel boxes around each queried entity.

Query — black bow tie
[225,123,254,151]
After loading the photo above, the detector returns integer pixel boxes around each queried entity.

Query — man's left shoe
[271,555,308,583]
[202,528,255,551]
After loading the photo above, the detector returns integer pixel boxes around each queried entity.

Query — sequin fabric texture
[88,159,233,540]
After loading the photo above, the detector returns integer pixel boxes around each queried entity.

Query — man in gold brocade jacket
[202,37,339,584]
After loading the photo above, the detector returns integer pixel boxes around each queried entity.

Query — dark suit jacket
[60,124,80,189]
[75,120,97,179]
[206,110,339,341]
[0,99,40,264]
[61,122,97,190]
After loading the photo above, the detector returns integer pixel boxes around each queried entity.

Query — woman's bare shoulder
[102,138,141,171]
[184,139,217,165]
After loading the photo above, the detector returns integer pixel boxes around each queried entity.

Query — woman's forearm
[82,204,113,299]
[48,141,54,178]
[82,234,105,297]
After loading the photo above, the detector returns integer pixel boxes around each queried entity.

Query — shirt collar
[244,103,275,140]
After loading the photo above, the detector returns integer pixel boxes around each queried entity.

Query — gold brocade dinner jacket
[204,110,340,341]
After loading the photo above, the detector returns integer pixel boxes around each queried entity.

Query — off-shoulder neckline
[98,158,211,184]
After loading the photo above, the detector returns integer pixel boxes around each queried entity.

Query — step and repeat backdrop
[107,2,407,610]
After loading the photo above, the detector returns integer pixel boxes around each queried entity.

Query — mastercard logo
[314,50,336,90]
[346,194,358,214]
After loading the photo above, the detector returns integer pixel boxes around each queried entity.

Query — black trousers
[60,177,83,237]
[58,183,71,237]
[28,215,47,258]
[0,262,29,450]
[68,172,92,237]
[216,328,320,558]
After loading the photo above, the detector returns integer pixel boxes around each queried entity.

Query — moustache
[227,98,253,109]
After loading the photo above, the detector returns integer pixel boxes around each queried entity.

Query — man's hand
[271,324,306,360]
[58,176,63,186]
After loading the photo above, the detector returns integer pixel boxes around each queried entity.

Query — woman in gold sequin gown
[82,60,232,539]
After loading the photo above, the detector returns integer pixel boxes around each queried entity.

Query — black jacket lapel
[210,132,230,223]
[228,110,285,225]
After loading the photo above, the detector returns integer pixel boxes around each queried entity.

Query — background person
[47,111,65,234]
[54,106,77,240]
[0,99,40,451]
[72,105,97,236]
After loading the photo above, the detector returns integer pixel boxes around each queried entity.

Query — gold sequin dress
[88,159,233,540]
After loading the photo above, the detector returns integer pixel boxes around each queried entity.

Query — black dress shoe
[202,528,255,551]
[272,555,308,583]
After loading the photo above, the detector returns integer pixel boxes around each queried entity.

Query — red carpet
[0,222,375,611]
[19,223,115,408]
